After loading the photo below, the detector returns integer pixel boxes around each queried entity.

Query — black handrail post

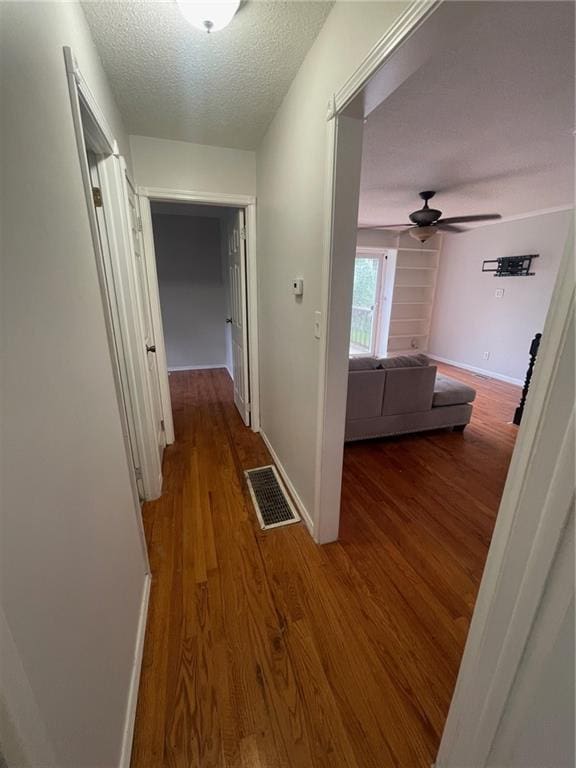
[513,333,542,426]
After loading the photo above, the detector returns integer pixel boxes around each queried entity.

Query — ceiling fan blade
[358,223,411,230]
[439,214,502,225]
[437,223,466,233]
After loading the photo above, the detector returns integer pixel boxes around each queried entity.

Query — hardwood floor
[131,364,520,768]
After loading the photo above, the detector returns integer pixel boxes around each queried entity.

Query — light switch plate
[495,288,505,298]
[292,278,304,296]
[313,311,321,339]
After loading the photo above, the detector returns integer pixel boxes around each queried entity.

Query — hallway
[131,368,519,768]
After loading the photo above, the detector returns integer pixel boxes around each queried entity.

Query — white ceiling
[82,0,333,150]
[359,1,575,227]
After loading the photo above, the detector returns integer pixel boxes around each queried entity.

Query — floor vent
[245,466,300,530]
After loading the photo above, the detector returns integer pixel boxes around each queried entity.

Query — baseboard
[119,573,151,768]
[167,364,228,372]
[428,354,523,387]
[259,430,315,536]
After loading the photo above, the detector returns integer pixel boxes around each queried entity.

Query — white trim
[168,364,228,372]
[245,465,301,530]
[119,574,151,768]
[138,196,176,445]
[315,114,365,544]
[64,47,150,569]
[96,156,164,502]
[138,187,260,434]
[260,430,314,535]
[333,0,441,114]
[428,354,524,387]
[137,186,256,208]
[63,47,117,156]
[245,203,261,433]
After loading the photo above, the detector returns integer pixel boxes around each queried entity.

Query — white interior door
[88,156,145,495]
[228,209,251,425]
[125,177,166,464]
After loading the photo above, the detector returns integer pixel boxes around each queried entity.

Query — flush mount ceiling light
[177,0,241,33]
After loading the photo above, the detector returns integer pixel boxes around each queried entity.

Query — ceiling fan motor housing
[409,207,442,226]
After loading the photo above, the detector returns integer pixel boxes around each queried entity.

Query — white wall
[153,214,227,369]
[429,209,571,383]
[130,135,256,195]
[0,3,147,766]
[488,505,574,767]
[256,2,409,521]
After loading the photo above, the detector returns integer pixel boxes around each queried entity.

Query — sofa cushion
[347,369,387,419]
[381,365,436,415]
[433,374,477,407]
[376,353,430,370]
[349,356,379,371]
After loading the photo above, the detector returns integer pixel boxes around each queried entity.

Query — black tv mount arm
[482,254,538,277]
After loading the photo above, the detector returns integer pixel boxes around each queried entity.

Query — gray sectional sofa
[345,354,476,442]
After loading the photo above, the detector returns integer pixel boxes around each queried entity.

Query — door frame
[137,187,260,434]
[352,248,386,356]
[64,46,156,537]
[316,0,574,765]
[65,46,152,766]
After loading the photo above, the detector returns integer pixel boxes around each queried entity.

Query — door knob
[226,317,233,324]
[146,344,156,353]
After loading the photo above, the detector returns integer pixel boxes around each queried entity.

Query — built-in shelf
[396,247,439,253]
[386,242,441,355]
[389,333,429,339]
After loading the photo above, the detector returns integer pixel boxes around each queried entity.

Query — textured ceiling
[359,1,574,226]
[82,0,333,150]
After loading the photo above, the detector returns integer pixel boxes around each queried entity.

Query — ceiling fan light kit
[409,225,437,244]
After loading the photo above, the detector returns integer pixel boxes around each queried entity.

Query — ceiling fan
[361,191,502,243]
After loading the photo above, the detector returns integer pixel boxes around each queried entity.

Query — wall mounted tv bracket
[482,254,538,277]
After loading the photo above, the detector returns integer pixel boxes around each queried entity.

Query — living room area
[336,0,573,745]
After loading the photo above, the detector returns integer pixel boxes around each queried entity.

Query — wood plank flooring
[131,364,520,768]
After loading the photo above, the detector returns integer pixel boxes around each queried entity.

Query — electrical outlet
[483,351,490,360]
[495,288,505,298]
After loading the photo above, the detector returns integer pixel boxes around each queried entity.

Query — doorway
[137,189,260,434]
[316,2,574,765]
[349,249,396,357]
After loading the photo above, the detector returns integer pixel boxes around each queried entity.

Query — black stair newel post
[513,333,542,426]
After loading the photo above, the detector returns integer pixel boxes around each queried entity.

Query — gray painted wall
[429,209,571,382]
[153,214,227,369]
[1,2,147,766]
